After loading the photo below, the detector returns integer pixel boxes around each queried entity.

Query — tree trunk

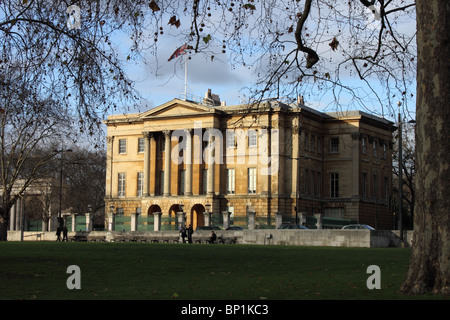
[401,0,450,295]
[0,210,8,241]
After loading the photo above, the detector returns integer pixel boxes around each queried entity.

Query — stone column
[314,213,323,229]
[71,214,76,232]
[143,132,153,197]
[292,120,300,198]
[108,214,115,231]
[85,213,93,232]
[248,210,256,230]
[153,212,162,231]
[177,211,186,230]
[275,212,283,229]
[351,132,361,198]
[130,212,139,232]
[206,129,215,195]
[9,203,16,231]
[203,211,211,227]
[149,134,157,196]
[185,129,193,196]
[163,130,171,196]
[222,211,231,230]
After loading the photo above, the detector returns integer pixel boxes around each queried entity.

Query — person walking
[180,227,187,243]
[187,224,194,243]
[62,226,69,242]
[56,227,61,241]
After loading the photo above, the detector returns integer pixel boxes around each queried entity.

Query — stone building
[104,90,395,230]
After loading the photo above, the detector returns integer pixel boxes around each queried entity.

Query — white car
[341,224,375,230]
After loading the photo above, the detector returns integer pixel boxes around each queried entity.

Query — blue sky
[109,1,417,126]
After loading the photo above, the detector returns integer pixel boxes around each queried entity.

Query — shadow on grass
[0,242,441,300]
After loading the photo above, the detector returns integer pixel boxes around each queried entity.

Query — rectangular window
[330,137,339,153]
[248,168,256,194]
[330,173,339,198]
[304,132,309,150]
[138,137,145,153]
[311,170,315,197]
[383,143,387,159]
[137,172,144,197]
[362,172,367,198]
[202,169,208,195]
[226,131,235,148]
[311,135,315,152]
[373,141,377,158]
[118,173,126,197]
[362,137,367,154]
[227,169,235,194]
[160,170,164,195]
[248,130,257,148]
[179,170,185,195]
[119,139,127,154]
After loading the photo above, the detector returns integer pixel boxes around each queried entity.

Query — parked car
[195,226,221,231]
[226,226,244,230]
[341,224,375,230]
[277,223,308,229]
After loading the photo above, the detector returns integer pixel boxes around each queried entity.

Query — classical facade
[104,90,395,230]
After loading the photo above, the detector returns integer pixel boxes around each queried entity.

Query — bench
[194,236,212,244]
[87,235,106,242]
[160,236,180,243]
[218,236,237,244]
[112,236,131,242]
[70,235,87,242]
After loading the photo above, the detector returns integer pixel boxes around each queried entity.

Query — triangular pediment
[140,99,216,119]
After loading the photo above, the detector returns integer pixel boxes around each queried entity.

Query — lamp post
[288,155,310,225]
[178,204,185,230]
[397,101,403,242]
[109,204,115,231]
[88,204,93,231]
[205,203,211,227]
[53,146,72,229]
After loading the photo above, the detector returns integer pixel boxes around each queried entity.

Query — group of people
[56,226,69,241]
[179,225,217,244]
[179,224,194,243]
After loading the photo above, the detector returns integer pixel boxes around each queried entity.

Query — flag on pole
[168,43,187,61]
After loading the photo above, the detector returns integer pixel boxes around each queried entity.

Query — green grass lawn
[0,242,443,300]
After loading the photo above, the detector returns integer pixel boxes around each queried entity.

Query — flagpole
[184,53,188,101]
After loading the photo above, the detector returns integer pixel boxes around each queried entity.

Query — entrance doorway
[190,204,205,230]
[168,204,183,230]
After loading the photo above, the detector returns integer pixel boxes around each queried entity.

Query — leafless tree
[63,148,106,228]
[0,65,71,240]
